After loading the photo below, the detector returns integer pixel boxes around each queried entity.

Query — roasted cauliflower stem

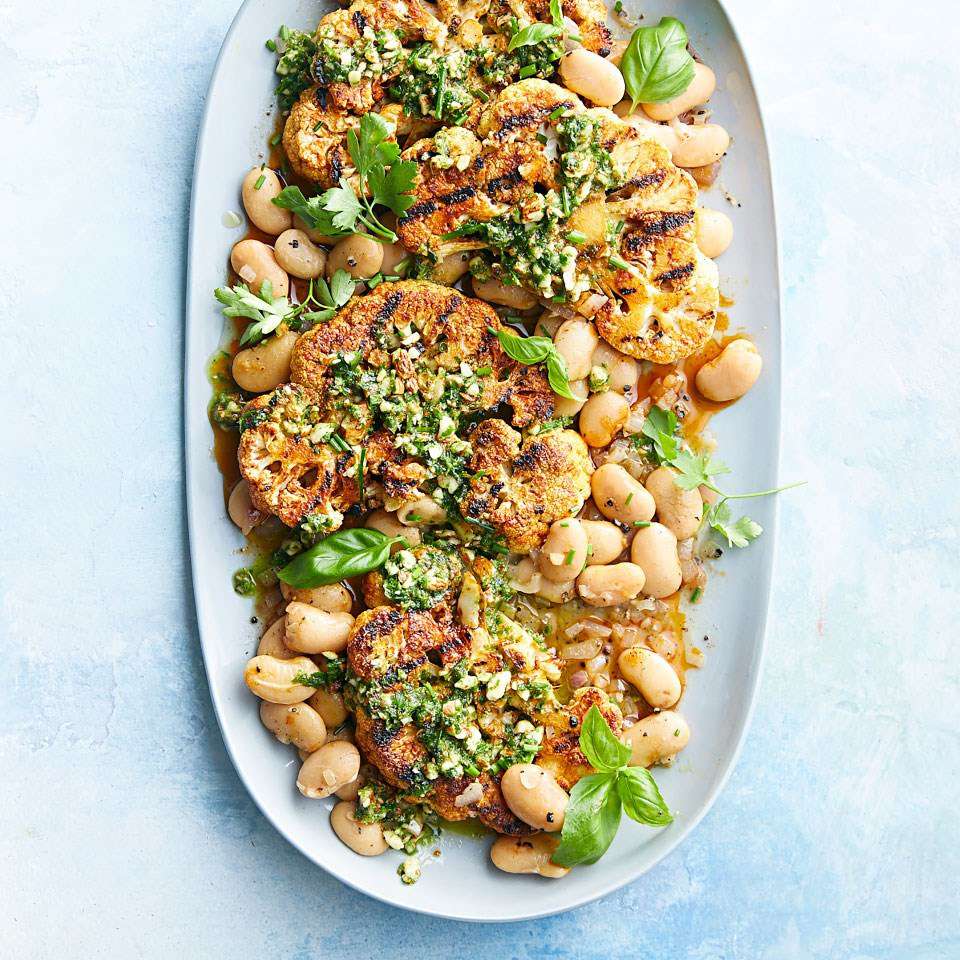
[394,80,719,362]
[237,384,358,528]
[345,599,622,834]
[462,420,593,553]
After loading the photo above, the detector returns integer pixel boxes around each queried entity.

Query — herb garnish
[552,707,672,867]
[638,407,804,548]
[490,327,577,400]
[618,17,695,106]
[278,528,406,588]
[214,271,356,346]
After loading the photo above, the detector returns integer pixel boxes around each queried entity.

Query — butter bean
[472,276,538,309]
[330,800,388,856]
[227,480,263,536]
[624,710,690,766]
[256,617,296,660]
[284,602,354,655]
[273,229,327,279]
[579,391,629,447]
[230,238,289,298]
[297,741,361,799]
[366,509,421,548]
[645,466,704,540]
[576,562,646,606]
[280,581,353,613]
[308,688,349,729]
[326,234,383,280]
[671,123,730,168]
[490,834,569,878]
[232,329,298,393]
[581,519,626,565]
[591,463,656,524]
[260,701,327,752]
[695,208,734,259]
[629,522,682,598]
[695,339,762,402]
[243,655,317,704]
[558,48,625,107]
[241,167,292,235]
[642,62,716,121]
[554,319,599,381]
[552,378,589,417]
[538,518,589,582]
[501,764,569,831]
[618,647,681,708]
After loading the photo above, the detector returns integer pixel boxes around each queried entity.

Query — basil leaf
[548,0,563,27]
[619,17,695,106]
[617,767,674,826]
[278,529,404,588]
[552,773,622,866]
[579,705,632,772]
[492,328,553,364]
[508,21,564,51]
[546,354,577,400]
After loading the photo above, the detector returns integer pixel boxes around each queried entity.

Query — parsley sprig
[273,114,417,243]
[214,271,356,347]
[552,706,672,867]
[638,406,803,548]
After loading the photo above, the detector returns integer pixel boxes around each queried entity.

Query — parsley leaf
[321,181,365,232]
[638,405,680,463]
[367,158,419,218]
[671,449,730,491]
[705,501,763,548]
[215,281,292,346]
[271,186,351,239]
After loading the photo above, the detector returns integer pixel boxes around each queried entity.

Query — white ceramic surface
[184,0,780,922]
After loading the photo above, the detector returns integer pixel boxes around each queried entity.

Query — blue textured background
[3,0,959,956]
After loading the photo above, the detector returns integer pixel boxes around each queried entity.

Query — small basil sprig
[490,327,577,400]
[552,707,672,867]
[278,529,405,588]
[619,16,695,106]
[508,0,567,50]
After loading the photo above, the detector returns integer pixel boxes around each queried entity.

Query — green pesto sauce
[382,545,463,611]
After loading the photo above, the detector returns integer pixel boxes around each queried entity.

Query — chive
[563,549,576,566]
[270,132,282,147]
[313,120,324,132]
[279,24,291,41]
[475,365,492,376]
[536,132,548,145]
[265,38,277,52]
[690,586,702,603]
[549,106,565,120]
[475,90,490,103]
[357,448,366,504]
[567,230,587,245]
[329,433,351,453]
[254,173,266,191]
[550,294,566,303]
[434,62,447,118]
[519,64,537,79]
[608,254,632,272]
[614,0,623,11]
[624,492,634,505]
[633,520,650,528]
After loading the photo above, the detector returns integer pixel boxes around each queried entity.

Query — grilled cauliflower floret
[475,79,582,143]
[594,236,720,363]
[236,384,357,528]
[462,421,593,553]
[290,280,554,429]
[485,0,612,54]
